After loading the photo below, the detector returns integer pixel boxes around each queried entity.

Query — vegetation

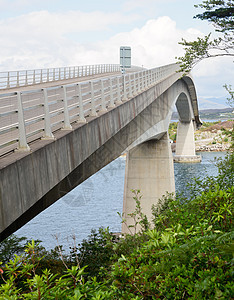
[176,0,234,106]
[0,149,233,299]
[0,3,233,296]
[177,0,234,74]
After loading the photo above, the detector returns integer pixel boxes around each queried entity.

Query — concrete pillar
[174,120,201,163]
[122,133,175,234]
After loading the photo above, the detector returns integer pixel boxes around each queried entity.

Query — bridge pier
[174,120,201,163]
[122,133,175,234]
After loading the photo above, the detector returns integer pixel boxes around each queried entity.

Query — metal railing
[0,63,179,157]
[0,64,121,90]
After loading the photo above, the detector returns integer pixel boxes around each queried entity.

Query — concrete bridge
[0,63,201,241]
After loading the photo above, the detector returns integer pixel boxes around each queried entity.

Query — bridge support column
[174,120,201,163]
[122,133,175,234]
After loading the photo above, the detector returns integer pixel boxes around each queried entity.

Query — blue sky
[0,0,233,108]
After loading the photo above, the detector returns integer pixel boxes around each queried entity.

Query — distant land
[172,108,234,120]
[198,96,230,110]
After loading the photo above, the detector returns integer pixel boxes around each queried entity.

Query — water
[15,151,226,252]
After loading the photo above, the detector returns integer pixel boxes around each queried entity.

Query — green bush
[0,153,233,299]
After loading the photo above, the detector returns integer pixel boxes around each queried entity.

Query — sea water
[15,151,226,251]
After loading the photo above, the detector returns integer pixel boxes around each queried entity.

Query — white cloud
[94,17,202,68]
[192,57,234,98]
[0,13,201,69]
[0,9,233,101]
[0,9,140,69]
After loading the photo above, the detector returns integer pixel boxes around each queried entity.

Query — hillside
[170,120,233,152]
[172,108,234,120]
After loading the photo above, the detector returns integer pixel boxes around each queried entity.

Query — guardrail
[0,64,121,90]
[0,63,179,157]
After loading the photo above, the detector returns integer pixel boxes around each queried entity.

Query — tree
[177,0,234,73]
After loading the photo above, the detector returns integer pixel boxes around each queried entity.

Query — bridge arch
[0,68,201,241]
[124,77,199,149]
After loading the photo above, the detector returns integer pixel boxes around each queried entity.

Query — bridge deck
[0,63,202,241]
[1,72,121,93]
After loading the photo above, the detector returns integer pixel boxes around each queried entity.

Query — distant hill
[172,108,234,120]
[198,97,229,110]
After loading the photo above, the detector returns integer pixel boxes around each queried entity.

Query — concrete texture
[122,133,175,233]
[174,120,201,163]
[0,74,201,241]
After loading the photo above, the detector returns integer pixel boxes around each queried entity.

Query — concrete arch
[125,78,199,150]
[122,77,201,232]
[0,74,201,241]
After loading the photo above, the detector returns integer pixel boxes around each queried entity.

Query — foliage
[0,235,28,265]
[168,122,178,141]
[69,228,118,280]
[108,153,234,299]
[176,0,234,74]
[0,240,112,299]
[0,152,233,299]
[194,0,234,32]
[224,84,234,107]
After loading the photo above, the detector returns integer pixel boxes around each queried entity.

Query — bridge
[0,63,201,241]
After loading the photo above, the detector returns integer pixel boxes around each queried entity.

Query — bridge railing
[0,64,121,90]
[0,63,180,156]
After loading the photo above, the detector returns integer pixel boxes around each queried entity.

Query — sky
[0,0,233,108]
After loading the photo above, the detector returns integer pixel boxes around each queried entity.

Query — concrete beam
[122,133,175,234]
[174,120,201,163]
[0,73,200,241]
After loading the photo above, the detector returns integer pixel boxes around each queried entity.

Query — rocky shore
[171,120,233,152]
[195,143,230,152]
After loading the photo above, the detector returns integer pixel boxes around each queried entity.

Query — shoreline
[171,143,231,152]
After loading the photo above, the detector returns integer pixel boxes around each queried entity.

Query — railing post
[133,72,138,96]
[25,71,28,86]
[47,69,49,82]
[59,68,61,80]
[73,67,75,78]
[138,72,142,93]
[147,70,150,87]
[100,80,107,112]
[17,71,19,87]
[17,92,30,151]
[122,74,128,101]
[109,78,115,108]
[77,84,86,123]
[53,68,55,81]
[116,76,122,105]
[62,85,72,130]
[152,69,155,84]
[7,72,10,88]
[150,70,154,86]
[143,71,147,90]
[89,81,98,117]
[128,74,133,98]
[40,69,43,83]
[33,70,36,84]
[42,88,54,139]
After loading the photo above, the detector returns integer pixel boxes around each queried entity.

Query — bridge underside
[0,75,199,241]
